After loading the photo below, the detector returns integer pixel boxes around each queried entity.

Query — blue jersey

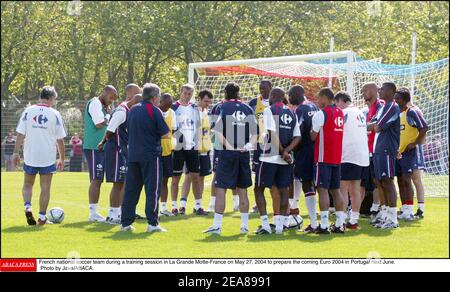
[107,103,129,156]
[214,99,257,150]
[295,102,319,147]
[264,103,299,150]
[373,101,400,155]
[127,100,169,162]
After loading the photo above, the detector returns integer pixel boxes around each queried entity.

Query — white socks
[209,196,216,209]
[388,207,398,224]
[233,195,239,209]
[370,203,380,212]
[261,215,270,230]
[320,211,329,229]
[350,211,360,225]
[274,215,284,233]
[24,201,32,212]
[161,202,167,212]
[109,207,121,218]
[213,213,223,229]
[194,199,202,211]
[418,203,425,212]
[335,211,345,228]
[180,198,187,209]
[240,213,249,229]
[291,179,302,209]
[172,201,178,210]
[305,194,318,228]
[89,203,98,215]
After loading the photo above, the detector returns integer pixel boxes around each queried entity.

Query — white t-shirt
[174,103,199,150]
[106,108,126,133]
[88,98,106,125]
[260,107,301,165]
[342,106,370,166]
[312,110,325,133]
[162,109,178,131]
[16,104,67,167]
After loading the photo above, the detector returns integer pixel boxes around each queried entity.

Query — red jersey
[314,105,344,165]
[366,98,385,154]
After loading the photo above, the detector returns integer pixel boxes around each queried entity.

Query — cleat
[398,212,415,222]
[147,225,167,233]
[304,224,318,234]
[240,227,249,234]
[315,225,330,235]
[380,220,399,229]
[160,210,174,217]
[120,225,135,232]
[89,213,106,223]
[345,222,361,230]
[135,213,146,220]
[171,208,179,216]
[37,218,53,225]
[179,207,186,215]
[414,209,424,219]
[25,210,37,226]
[370,210,380,224]
[269,223,276,233]
[255,225,272,235]
[193,208,209,216]
[203,226,221,235]
[330,224,345,234]
[107,217,121,225]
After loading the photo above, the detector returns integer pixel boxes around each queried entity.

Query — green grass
[1,172,448,258]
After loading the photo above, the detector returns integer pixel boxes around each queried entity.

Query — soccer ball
[288,215,304,230]
[48,207,65,224]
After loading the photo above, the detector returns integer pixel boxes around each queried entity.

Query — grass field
[1,172,448,258]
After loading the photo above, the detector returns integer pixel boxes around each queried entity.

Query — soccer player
[97,84,142,224]
[368,82,401,229]
[159,93,178,217]
[206,100,240,212]
[334,91,370,230]
[249,80,272,213]
[288,85,320,233]
[13,86,66,225]
[310,88,345,234]
[83,85,118,222]
[203,82,257,235]
[361,82,385,224]
[394,87,428,221]
[120,83,169,232]
[171,84,207,215]
[181,90,214,210]
[254,87,301,234]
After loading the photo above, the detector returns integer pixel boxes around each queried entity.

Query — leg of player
[254,185,271,234]
[160,177,173,216]
[107,182,124,224]
[277,187,290,234]
[179,173,190,215]
[232,188,240,212]
[23,173,37,225]
[271,186,282,233]
[207,173,216,212]
[237,187,249,234]
[38,173,53,225]
[205,187,226,235]
[191,172,208,215]
[317,187,331,234]
[398,173,414,221]
[290,179,301,216]
[89,179,104,222]
[379,178,399,229]
[120,162,143,232]
[340,181,350,224]
[412,169,425,218]
[303,181,318,233]
[330,188,346,233]
[347,180,362,230]
[170,175,181,215]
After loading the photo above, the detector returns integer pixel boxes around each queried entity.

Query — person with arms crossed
[97,84,142,224]
[13,86,66,225]
[310,88,345,234]
[394,87,428,221]
[120,83,169,232]
[204,82,257,235]
[83,85,118,222]
[2,131,17,171]
[334,91,370,230]
[368,82,401,229]
[254,87,301,234]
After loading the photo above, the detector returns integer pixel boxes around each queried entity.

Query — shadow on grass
[2,225,47,233]
[195,233,247,243]
[103,230,158,241]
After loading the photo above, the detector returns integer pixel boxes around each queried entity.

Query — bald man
[98,84,141,224]
[83,85,118,222]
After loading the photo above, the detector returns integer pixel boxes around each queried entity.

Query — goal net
[190,51,449,197]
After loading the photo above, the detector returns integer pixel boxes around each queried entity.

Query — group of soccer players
[15,78,428,235]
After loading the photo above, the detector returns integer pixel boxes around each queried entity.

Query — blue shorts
[314,163,341,190]
[213,150,221,172]
[215,151,252,189]
[361,156,376,191]
[199,152,212,177]
[255,161,293,189]
[252,148,262,172]
[373,151,396,180]
[23,163,56,175]
[173,149,199,176]
[162,154,173,178]
[105,142,127,183]
[396,148,417,176]
[294,144,315,182]
[415,144,425,170]
[341,163,364,181]
[84,149,105,182]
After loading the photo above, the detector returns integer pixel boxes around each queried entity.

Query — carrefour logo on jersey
[334,116,344,130]
[32,114,49,129]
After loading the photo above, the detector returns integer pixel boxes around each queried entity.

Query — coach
[120,83,170,232]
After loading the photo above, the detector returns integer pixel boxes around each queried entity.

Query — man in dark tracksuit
[120,83,169,232]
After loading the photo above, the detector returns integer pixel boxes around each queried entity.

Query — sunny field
[1,172,448,258]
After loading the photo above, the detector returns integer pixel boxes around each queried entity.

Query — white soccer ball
[48,207,65,224]
[289,215,304,230]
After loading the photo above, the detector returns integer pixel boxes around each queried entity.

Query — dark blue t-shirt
[373,101,400,155]
[295,102,319,147]
[127,100,169,162]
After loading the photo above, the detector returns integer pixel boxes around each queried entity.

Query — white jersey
[16,104,67,167]
[342,106,370,166]
[173,102,200,150]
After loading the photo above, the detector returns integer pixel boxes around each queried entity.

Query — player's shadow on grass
[60,221,119,232]
[103,230,158,241]
[196,233,248,243]
[158,211,234,222]
[2,226,47,233]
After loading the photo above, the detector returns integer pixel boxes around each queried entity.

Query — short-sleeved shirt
[172,102,201,150]
[210,101,224,150]
[295,102,319,147]
[106,102,130,152]
[399,107,428,153]
[364,98,385,154]
[213,99,257,150]
[127,100,169,162]
[16,104,67,167]
[373,101,400,155]
[342,106,370,166]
